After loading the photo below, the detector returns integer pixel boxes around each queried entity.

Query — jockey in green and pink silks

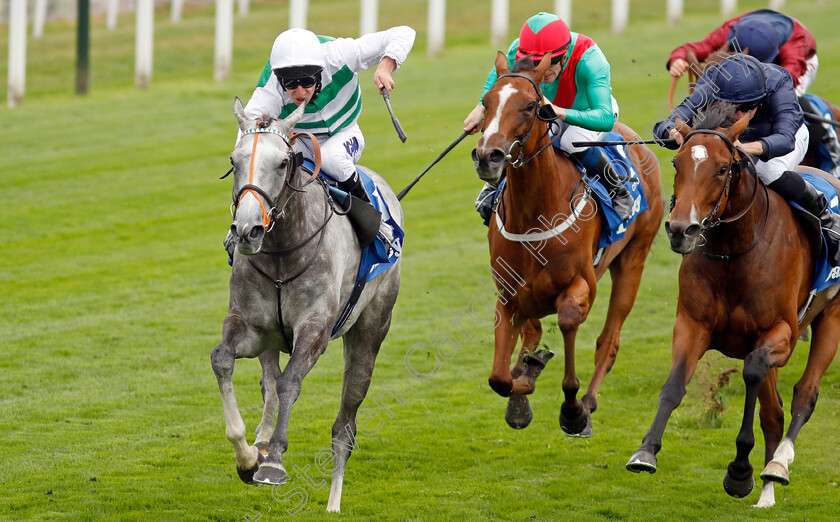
[465,12,634,222]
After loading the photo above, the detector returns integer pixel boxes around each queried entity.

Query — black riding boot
[475,182,499,221]
[337,171,370,203]
[574,148,635,221]
[769,170,840,265]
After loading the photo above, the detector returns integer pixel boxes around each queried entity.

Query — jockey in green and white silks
[225,26,415,263]
[464,12,634,222]
[241,26,415,196]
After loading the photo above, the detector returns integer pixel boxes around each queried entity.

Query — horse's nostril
[685,224,701,238]
[249,226,264,240]
[488,149,505,165]
[471,148,480,163]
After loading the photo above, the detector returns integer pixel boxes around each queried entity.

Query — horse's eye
[718,165,728,176]
[525,101,537,112]
[279,159,288,171]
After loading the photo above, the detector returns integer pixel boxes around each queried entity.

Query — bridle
[495,72,558,168]
[678,128,768,259]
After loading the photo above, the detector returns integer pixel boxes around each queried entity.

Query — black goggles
[276,74,317,90]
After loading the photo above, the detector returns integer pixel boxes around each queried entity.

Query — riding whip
[572,138,677,148]
[397,130,469,200]
[804,111,840,129]
[380,87,407,143]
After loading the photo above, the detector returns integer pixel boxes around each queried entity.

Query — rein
[496,72,557,168]
[679,128,768,260]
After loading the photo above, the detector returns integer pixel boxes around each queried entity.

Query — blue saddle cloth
[302,160,404,284]
[570,132,649,248]
[788,171,840,293]
[803,94,839,174]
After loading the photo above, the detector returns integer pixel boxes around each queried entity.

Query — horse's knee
[743,351,772,388]
[556,301,583,331]
[211,343,234,377]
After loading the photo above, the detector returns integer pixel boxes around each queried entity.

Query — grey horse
[210,98,402,513]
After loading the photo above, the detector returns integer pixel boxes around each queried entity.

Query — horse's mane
[692,101,737,130]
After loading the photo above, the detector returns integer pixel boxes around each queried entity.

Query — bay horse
[626,108,840,507]
[210,98,402,513]
[471,52,663,435]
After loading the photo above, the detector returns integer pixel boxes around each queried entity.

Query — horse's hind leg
[255,350,282,455]
[326,311,393,513]
[506,319,552,429]
[583,235,651,417]
[754,369,784,508]
[761,314,840,488]
[254,329,331,486]
[724,323,792,499]
[210,314,265,484]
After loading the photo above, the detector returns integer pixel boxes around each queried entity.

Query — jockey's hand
[540,97,566,120]
[668,128,684,146]
[734,140,765,157]
[374,57,398,93]
[464,103,486,134]
[669,58,689,78]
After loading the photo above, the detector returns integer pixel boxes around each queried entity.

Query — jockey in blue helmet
[655,53,840,262]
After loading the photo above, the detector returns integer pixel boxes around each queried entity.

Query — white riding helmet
[270,28,325,74]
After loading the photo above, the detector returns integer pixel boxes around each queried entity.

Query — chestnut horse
[471,52,663,435]
[626,111,840,507]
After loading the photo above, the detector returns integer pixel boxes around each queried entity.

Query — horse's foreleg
[255,349,282,454]
[584,243,649,415]
[627,314,708,473]
[556,276,593,437]
[253,329,331,486]
[724,322,792,499]
[488,301,526,397]
[754,370,784,508]
[505,319,549,429]
[761,314,840,487]
[210,314,265,484]
[325,314,391,513]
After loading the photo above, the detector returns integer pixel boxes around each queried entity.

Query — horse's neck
[504,143,580,223]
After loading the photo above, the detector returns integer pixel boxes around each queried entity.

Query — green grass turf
[1,0,839,520]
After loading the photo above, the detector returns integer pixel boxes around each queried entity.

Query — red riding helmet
[515,12,572,63]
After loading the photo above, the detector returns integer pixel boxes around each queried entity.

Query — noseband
[495,72,557,168]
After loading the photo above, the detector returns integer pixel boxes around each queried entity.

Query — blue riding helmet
[728,18,780,63]
[708,54,767,104]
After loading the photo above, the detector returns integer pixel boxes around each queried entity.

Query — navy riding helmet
[707,53,767,105]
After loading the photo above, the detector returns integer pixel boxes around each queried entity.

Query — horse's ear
[234,97,249,128]
[674,117,693,138]
[494,51,510,76]
[534,54,552,82]
[280,102,306,134]
[725,111,752,142]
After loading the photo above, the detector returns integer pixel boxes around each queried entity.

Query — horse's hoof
[236,450,266,484]
[760,460,790,486]
[505,394,533,429]
[252,461,288,486]
[626,449,657,474]
[560,407,591,437]
[523,348,554,370]
[723,469,755,498]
